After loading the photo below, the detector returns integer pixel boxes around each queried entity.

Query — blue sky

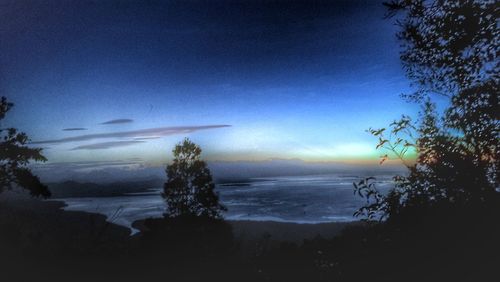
[1,0,418,169]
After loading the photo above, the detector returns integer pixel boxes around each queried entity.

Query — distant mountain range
[46,159,406,198]
[36,159,406,185]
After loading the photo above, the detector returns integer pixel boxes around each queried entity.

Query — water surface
[58,174,394,234]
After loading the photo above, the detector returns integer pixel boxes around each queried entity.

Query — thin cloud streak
[133,137,162,141]
[62,128,88,131]
[32,160,143,168]
[71,141,145,150]
[31,159,147,171]
[100,119,134,125]
[32,125,231,144]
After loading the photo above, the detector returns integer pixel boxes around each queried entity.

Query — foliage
[354,0,499,221]
[384,0,498,101]
[0,97,50,198]
[162,138,226,218]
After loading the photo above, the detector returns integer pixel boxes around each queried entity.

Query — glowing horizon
[3,1,419,169]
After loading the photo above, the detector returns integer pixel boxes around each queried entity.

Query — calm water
[58,174,395,234]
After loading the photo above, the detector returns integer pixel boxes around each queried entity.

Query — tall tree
[387,0,499,181]
[0,97,50,198]
[355,0,498,221]
[162,138,226,218]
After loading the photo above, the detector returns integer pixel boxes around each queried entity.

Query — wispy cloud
[31,159,145,170]
[62,128,88,131]
[133,137,162,141]
[71,141,145,150]
[29,159,158,183]
[32,125,231,145]
[100,119,134,125]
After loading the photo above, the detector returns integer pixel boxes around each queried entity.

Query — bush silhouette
[142,140,234,277]
[141,215,234,255]
[162,138,226,218]
[0,97,50,198]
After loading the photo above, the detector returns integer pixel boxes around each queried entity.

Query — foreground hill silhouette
[2,193,498,282]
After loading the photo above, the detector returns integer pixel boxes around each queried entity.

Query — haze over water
[58,173,394,233]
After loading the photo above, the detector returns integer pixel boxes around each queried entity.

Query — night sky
[1,0,417,172]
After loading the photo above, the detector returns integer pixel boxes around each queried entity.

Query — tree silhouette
[355,0,498,221]
[162,138,226,218]
[0,97,50,198]
[386,0,498,176]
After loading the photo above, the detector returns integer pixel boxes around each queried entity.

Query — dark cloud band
[62,128,88,131]
[100,119,134,125]
[32,125,231,145]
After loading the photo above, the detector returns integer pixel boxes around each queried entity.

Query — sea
[58,174,396,234]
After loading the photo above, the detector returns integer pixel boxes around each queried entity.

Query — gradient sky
[1,0,418,168]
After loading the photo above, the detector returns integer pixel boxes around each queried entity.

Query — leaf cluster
[0,97,50,197]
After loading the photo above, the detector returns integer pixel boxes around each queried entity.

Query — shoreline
[1,193,358,244]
